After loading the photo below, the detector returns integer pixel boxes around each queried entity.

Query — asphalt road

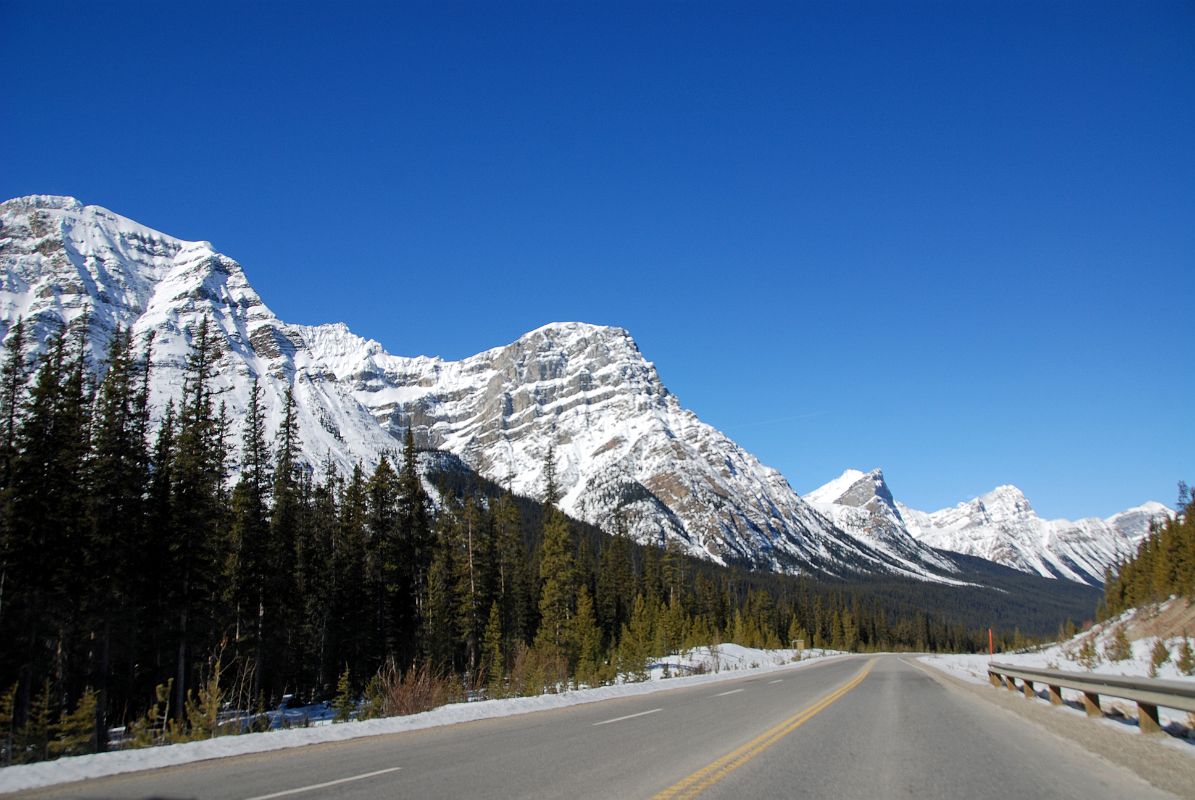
[13,656,1177,800]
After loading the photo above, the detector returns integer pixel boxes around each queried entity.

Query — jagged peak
[974,484,1033,515]
[2,194,84,212]
[517,321,635,349]
[2,194,217,254]
[805,468,870,507]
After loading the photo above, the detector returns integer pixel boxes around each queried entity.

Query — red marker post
[988,627,994,659]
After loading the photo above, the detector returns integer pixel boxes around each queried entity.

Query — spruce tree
[84,327,150,749]
[452,497,491,673]
[333,666,354,722]
[422,541,458,672]
[334,464,370,683]
[1176,637,1195,676]
[492,491,529,645]
[226,380,272,697]
[265,387,303,697]
[483,601,504,696]
[571,584,602,685]
[396,429,432,661]
[1149,638,1170,677]
[365,456,402,663]
[534,506,575,658]
[167,318,230,715]
[1104,624,1132,662]
[48,688,97,757]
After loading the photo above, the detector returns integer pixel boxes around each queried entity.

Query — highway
[12,656,1178,800]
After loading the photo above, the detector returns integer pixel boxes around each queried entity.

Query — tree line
[0,317,996,764]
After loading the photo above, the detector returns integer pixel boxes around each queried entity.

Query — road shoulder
[912,657,1194,799]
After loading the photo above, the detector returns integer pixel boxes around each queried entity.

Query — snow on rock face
[803,469,959,576]
[896,488,1175,586]
[0,196,961,581]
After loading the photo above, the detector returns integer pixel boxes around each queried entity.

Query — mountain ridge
[807,468,1173,586]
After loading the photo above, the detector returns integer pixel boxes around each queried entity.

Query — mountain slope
[0,195,959,581]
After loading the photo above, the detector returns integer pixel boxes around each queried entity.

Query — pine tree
[422,538,458,672]
[167,318,230,715]
[182,657,225,741]
[299,463,338,693]
[265,387,303,698]
[534,506,575,658]
[483,602,504,696]
[1176,637,1195,676]
[596,526,634,640]
[1149,638,1171,677]
[1104,624,1132,662]
[451,497,491,673]
[226,380,272,698]
[492,492,529,645]
[571,584,602,685]
[333,666,354,722]
[365,456,402,664]
[48,688,97,757]
[333,464,369,683]
[396,429,433,663]
[618,594,652,682]
[84,327,151,749]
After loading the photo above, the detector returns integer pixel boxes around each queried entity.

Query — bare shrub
[365,660,467,718]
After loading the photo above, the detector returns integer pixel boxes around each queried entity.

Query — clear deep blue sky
[3,1,1192,518]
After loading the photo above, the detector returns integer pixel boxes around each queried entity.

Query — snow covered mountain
[899,489,1173,585]
[808,467,1173,585]
[0,195,961,581]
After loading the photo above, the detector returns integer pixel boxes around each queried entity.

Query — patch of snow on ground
[0,646,844,793]
[919,600,1195,749]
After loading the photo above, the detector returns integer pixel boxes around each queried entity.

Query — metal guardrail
[987,661,1195,734]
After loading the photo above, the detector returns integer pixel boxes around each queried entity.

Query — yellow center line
[653,658,876,800]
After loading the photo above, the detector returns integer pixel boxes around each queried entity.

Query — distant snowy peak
[0,195,973,583]
[808,464,1176,586]
[803,469,958,576]
[897,487,1175,586]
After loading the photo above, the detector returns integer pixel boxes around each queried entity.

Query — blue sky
[3,1,1192,518]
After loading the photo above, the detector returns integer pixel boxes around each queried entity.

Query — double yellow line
[653,658,876,799]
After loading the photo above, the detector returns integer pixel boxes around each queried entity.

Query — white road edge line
[713,688,745,697]
[768,679,783,684]
[242,767,402,800]
[593,708,663,726]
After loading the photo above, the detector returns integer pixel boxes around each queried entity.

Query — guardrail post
[1022,679,1035,699]
[989,671,1001,688]
[1081,692,1101,717]
[1005,675,1018,692]
[1046,684,1063,705]
[1137,702,1162,734]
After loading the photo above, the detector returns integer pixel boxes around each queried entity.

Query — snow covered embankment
[920,599,1195,746]
[0,645,843,793]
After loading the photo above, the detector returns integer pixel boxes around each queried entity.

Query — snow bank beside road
[0,645,842,793]
[919,601,1195,743]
